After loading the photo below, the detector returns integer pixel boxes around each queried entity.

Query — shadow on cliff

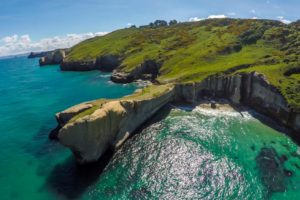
[247,109,300,145]
[45,149,113,199]
[132,104,173,136]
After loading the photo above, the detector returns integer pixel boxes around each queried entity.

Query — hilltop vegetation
[64,18,300,110]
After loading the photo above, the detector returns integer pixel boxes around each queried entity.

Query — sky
[0,0,299,56]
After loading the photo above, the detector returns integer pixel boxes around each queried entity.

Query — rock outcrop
[55,85,174,163]
[60,58,160,83]
[60,55,121,72]
[60,60,96,71]
[111,60,160,83]
[95,55,121,72]
[39,49,67,66]
[28,51,52,58]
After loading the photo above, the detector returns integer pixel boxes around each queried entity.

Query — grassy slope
[65,18,300,110]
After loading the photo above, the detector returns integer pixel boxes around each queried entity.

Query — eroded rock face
[60,60,96,71]
[57,87,174,163]
[60,55,121,72]
[174,75,242,104]
[293,114,300,132]
[242,72,291,125]
[49,102,94,140]
[110,71,133,83]
[111,60,160,83]
[174,72,299,133]
[95,55,120,72]
[39,50,66,66]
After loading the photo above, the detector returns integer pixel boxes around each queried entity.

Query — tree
[169,20,178,26]
[149,22,155,28]
[154,20,168,27]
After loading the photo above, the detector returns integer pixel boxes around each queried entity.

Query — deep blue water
[0,56,137,200]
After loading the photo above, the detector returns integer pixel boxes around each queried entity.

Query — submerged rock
[255,147,292,195]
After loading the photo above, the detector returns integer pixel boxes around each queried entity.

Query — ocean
[0,56,299,200]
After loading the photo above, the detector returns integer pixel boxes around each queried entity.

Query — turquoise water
[0,56,137,200]
[1,56,300,200]
[89,107,300,200]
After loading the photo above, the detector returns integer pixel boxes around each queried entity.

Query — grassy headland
[64,18,300,110]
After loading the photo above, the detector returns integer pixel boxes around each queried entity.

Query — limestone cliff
[111,60,160,83]
[39,49,68,66]
[52,72,299,164]
[174,72,300,133]
[55,85,174,163]
[60,55,120,72]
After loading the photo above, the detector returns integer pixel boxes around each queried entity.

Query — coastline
[50,71,299,163]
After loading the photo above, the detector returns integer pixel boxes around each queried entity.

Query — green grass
[69,99,108,122]
[68,85,173,121]
[123,84,173,100]
[69,106,99,123]
[65,18,300,110]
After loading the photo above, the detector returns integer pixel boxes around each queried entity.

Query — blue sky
[0,0,299,56]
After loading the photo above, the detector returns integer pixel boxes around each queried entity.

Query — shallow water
[87,107,300,200]
[0,56,300,200]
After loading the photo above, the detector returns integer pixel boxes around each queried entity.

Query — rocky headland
[28,51,53,58]
[36,18,299,164]
[29,48,70,66]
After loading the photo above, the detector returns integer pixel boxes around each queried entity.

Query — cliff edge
[52,72,299,163]
[53,85,174,163]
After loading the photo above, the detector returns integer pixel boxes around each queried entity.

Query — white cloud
[2,34,18,43]
[0,32,108,57]
[250,9,256,14]
[207,14,227,19]
[189,14,227,22]
[227,12,236,16]
[189,17,204,22]
[277,16,291,24]
[252,17,259,19]
[126,23,133,27]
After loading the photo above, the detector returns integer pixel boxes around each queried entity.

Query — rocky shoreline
[28,49,70,66]
[50,72,299,164]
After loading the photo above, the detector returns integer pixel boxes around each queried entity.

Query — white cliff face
[174,75,242,104]
[39,49,66,66]
[174,72,299,133]
[243,73,291,124]
[56,86,174,163]
[53,72,299,164]
[58,101,127,163]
